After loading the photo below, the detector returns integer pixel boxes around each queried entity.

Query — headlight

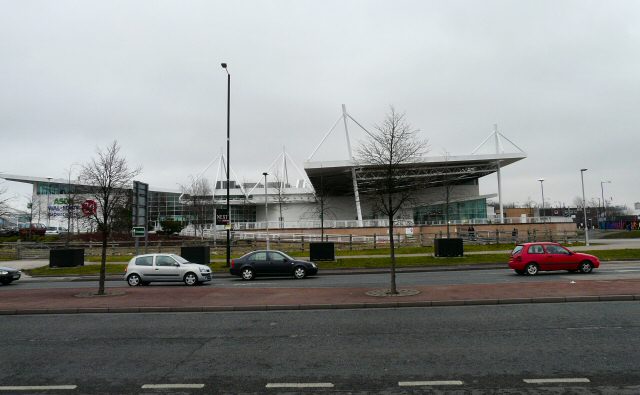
[199,267,209,273]
[310,263,317,268]
[0,271,8,275]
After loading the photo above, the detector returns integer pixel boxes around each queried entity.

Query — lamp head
[537,178,544,182]
[221,63,227,69]
[262,172,268,176]
[580,168,588,172]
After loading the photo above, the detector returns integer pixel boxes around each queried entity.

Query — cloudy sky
[1,0,639,211]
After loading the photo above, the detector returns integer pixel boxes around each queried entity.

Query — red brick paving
[1,279,639,313]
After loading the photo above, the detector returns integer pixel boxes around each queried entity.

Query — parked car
[230,250,318,280]
[509,242,600,275]
[124,253,212,286]
[0,227,19,237]
[0,266,21,285]
[18,223,46,236]
[45,226,68,235]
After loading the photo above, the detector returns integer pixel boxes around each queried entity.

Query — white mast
[342,104,363,226]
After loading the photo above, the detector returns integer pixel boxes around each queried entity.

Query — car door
[153,254,182,281]
[249,252,270,274]
[134,256,155,280]
[268,251,292,274]
[542,244,572,271]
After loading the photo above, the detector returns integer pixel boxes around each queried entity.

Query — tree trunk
[388,195,397,294]
[98,229,107,295]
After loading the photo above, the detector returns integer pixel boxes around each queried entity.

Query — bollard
[301,235,305,252]
[373,233,377,249]
[349,234,353,251]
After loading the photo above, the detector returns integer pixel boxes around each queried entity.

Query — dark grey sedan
[229,250,318,280]
[0,266,21,285]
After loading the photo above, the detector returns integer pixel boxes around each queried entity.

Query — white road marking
[399,381,464,386]
[141,384,205,389]
[234,282,270,286]
[0,385,77,391]
[524,378,590,384]
[265,383,334,388]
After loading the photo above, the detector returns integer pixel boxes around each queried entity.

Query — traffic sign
[132,226,145,237]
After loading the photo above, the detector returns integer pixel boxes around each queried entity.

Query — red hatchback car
[509,242,600,275]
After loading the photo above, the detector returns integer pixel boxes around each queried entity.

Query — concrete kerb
[1,296,638,316]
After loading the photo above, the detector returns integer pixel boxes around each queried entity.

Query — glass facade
[413,198,487,224]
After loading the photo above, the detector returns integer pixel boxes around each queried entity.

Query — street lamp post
[580,169,589,246]
[221,63,231,267]
[263,172,269,250]
[600,180,611,225]
[46,177,53,227]
[537,178,545,219]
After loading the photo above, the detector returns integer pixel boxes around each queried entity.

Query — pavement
[1,271,639,315]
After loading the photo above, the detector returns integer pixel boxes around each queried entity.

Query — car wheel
[1,279,12,285]
[579,261,593,274]
[241,267,255,281]
[141,281,151,286]
[525,263,539,276]
[183,272,199,286]
[514,269,525,275]
[127,273,142,287]
[293,266,307,279]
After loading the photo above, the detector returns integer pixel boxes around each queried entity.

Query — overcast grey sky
[1,0,639,210]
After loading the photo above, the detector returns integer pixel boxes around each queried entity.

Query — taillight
[231,259,235,268]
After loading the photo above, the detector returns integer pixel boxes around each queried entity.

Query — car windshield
[171,255,189,264]
[511,245,523,256]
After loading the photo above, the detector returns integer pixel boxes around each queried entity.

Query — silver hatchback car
[124,253,212,286]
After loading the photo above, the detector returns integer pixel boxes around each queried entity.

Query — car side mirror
[174,263,181,267]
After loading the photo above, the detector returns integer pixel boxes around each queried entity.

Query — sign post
[132,181,149,255]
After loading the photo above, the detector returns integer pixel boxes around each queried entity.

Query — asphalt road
[0,302,638,394]
[4,261,640,290]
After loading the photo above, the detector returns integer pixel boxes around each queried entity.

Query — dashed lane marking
[0,385,77,391]
[399,381,464,386]
[265,383,334,388]
[524,378,590,384]
[141,384,205,389]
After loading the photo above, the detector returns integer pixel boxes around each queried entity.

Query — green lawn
[602,230,640,239]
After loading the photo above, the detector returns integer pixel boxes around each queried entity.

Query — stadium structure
[1,106,530,232]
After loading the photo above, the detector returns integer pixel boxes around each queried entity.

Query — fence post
[563,230,567,244]
[16,240,21,260]
[496,229,500,244]
[373,233,377,249]
[301,235,304,252]
[533,229,537,242]
[158,241,162,253]
[419,232,423,246]
[349,234,353,251]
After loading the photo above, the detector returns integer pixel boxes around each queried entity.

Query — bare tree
[81,141,140,295]
[356,107,429,294]
[271,170,289,228]
[181,176,213,238]
[0,182,12,220]
[23,195,41,239]
[308,175,338,239]
[63,166,82,246]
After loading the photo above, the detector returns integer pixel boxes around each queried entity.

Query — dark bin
[309,242,335,261]
[434,238,463,257]
[180,246,211,265]
[49,249,85,267]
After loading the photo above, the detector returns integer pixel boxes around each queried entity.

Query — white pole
[342,104,363,226]
[263,172,269,250]
[494,125,504,224]
[580,169,590,246]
